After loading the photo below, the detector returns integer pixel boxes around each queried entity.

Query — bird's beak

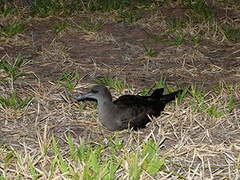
[75,92,96,101]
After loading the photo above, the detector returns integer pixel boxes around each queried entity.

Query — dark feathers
[75,85,182,131]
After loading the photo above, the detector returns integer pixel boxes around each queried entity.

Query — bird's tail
[159,90,183,104]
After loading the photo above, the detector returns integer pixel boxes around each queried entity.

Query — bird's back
[112,89,182,130]
[113,96,154,130]
[113,89,172,129]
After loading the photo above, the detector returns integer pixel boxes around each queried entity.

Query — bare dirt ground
[0,1,240,179]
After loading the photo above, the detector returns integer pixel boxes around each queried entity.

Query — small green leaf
[227,95,234,113]
[66,135,76,159]
[58,156,70,174]
[28,160,39,180]
[51,137,60,155]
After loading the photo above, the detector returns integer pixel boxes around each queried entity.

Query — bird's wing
[150,88,164,98]
[114,96,153,129]
[114,95,151,106]
[112,89,182,130]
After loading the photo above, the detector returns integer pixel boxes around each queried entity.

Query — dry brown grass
[1,0,240,179]
[0,80,240,179]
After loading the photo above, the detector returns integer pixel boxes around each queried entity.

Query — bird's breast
[98,102,122,130]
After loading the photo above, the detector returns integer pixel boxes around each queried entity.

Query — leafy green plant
[95,77,126,92]
[0,91,32,110]
[190,34,200,45]
[58,72,81,91]
[142,139,164,175]
[125,139,165,179]
[0,56,27,89]
[31,0,58,17]
[28,159,41,180]
[0,23,25,37]
[51,22,68,34]
[206,105,224,118]
[138,87,150,96]
[226,95,234,113]
[0,174,6,180]
[1,134,172,179]
[1,149,15,179]
[50,137,75,177]
[172,33,185,47]
[143,44,158,57]
[0,56,32,110]
[176,87,188,104]
[3,149,15,166]
[154,77,167,89]
[127,153,142,180]
[108,136,124,156]
[189,86,208,111]
[52,136,120,179]
[189,86,227,118]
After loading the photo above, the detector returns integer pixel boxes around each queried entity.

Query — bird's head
[75,85,112,103]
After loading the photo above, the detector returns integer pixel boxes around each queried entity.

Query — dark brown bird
[75,85,182,131]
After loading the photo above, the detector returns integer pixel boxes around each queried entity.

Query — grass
[189,34,200,45]
[223,25,240,43]
[58,71,81,91]
[30,0,83,17]
[189,85,236,118]
[0,91,32,110]
[0,23,25,37]
[51,21,69,34]
[0,56,27,89]
[95,76,127,93]
[145,17,189,46]
[86,0,131,12]
[29,0,154,17]
[0,81,239,178]
[0,135,165,179]
[143,44,158,57]
[0,0,240,179]
[0,56,32,110]
[138,77,167,96]
[147,33,169,43]
[116,7,144,23]
[77,17,104,32]
[166,17,187,31]
[0,2,16,16]
[185,0,214,21]
[173,33,186,46]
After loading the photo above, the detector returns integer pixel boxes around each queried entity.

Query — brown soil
[1,11,239,88]
[0,4,240,178]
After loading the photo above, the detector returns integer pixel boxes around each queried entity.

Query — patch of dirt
[1,15,239,88]
[0,4,240,178]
